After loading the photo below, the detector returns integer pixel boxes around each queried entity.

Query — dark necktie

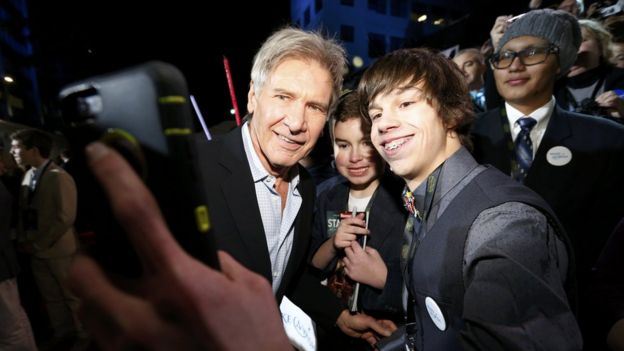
[514,117,537,182]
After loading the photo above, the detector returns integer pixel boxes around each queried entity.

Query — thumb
[364,246,379,257]
[368,318,393,337]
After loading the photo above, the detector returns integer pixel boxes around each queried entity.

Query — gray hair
[250,27,348,115]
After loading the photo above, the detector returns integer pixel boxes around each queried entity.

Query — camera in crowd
[591,0,624,18]
[577,97,610,116]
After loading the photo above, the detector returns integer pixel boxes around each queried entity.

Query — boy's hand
[343,241,387,289]
[333,213,368,250]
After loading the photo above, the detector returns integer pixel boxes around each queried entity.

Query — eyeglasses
[490,45,559,69]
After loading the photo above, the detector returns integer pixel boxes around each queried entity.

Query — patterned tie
[514,117,537,182]
[401,187,421,273]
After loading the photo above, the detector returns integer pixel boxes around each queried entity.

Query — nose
[349,146,364,163]
[374,114,397,135]
[508,55,525,71]
[283,103,307,134]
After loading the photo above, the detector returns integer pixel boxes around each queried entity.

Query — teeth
[279,135,295,144]
[384,138,407,151]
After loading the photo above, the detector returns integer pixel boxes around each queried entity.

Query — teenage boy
[358,47,581,350]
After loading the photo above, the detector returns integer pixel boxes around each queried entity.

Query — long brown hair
[357,48,474,149]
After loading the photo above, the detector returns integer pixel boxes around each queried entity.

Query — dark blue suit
[471,106,624,348]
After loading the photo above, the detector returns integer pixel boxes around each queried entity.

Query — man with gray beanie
[472,8,624,350]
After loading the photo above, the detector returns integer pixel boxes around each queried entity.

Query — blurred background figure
[453,48,488,113]
[10,129,86,351]
[0,157,37,351]
[556,18,624,121]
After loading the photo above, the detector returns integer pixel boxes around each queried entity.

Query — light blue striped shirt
[241,123,302,293]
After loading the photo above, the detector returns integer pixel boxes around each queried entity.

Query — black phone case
[59,61,219,277]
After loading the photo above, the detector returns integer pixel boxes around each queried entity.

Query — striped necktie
[514,117,537,182]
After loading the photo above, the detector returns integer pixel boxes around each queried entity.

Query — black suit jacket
[311,173,406,320]
[471,107,624,288]
[195,128,343,328]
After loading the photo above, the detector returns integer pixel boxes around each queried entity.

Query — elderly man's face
[452,51,486,90]
[246,58,333,176]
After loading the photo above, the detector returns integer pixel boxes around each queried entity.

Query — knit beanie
[496,9,582,74]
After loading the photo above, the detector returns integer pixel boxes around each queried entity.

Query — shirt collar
[241,122,300,190]
[505,96,555,130]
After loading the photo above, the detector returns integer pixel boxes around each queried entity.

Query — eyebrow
[368,86,425,110]
[273,87,329,112]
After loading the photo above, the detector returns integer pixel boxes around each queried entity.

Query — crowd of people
[1,1,624,350]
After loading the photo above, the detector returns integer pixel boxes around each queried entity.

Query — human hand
[68,142,291,351]
[336,310,394,345]
[343,241,387,289]
[586,2,601,18]
[333,213,368,250]
[490,15,512,49]
[528,0,542,9]
[596,90,624,118]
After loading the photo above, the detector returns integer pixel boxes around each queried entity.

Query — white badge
[280,296,317,351]
[546,146,572,166]
[425,296,447,331]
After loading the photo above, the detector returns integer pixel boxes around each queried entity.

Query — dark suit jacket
[195,128,343,328]
[310,173,406,320]
[471,107,624,289]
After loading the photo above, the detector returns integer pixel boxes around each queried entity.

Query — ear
[32,146,42,158]
[247,81,256,114]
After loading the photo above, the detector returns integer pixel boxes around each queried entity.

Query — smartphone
[59,61,219,278]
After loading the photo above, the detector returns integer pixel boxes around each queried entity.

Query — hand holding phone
[333,210,368,250]
[68,143,290,351]
[59,61,219,278]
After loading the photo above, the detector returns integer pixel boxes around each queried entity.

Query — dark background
[25,0,567,129]
[28,0,292,128]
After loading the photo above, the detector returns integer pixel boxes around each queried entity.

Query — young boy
[310,92,406,347]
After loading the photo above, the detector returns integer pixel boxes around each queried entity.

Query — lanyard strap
[401,164,443,287]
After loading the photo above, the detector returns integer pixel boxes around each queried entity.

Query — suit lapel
[367,184,397,250]
[218,131,273,280]
[478,109,514,175]
[527,107,572,184]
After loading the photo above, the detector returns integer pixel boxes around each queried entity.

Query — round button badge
[546,146,572,166]
[425,296,447,331]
